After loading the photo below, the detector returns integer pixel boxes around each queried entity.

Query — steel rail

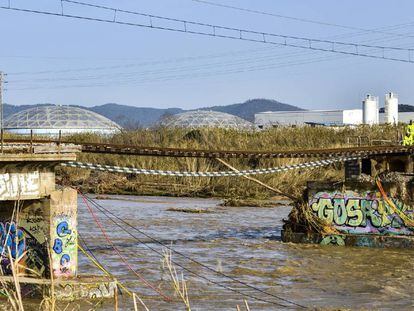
[2,138,412,159]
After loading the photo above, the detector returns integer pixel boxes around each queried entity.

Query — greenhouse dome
[4,105,121,135]
[159,110,255,130]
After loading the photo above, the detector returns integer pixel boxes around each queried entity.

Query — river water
[76,195,413,310]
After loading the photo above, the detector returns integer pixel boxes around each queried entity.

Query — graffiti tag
[0,222,26,258]
[52,218,76,277]
[309,191,414,235]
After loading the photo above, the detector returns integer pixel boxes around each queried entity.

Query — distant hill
[2,98,302,128]
[88,104,184,128]
[379,104,414,113]
[199,99,303,122]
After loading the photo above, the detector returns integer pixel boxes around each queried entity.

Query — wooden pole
[1,128,3,154]
[114,284,118,311]
[216,158,298,201]
[58,130,62,154]
[30,129,33,153]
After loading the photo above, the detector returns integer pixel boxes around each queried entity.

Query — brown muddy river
[75,195,413,310]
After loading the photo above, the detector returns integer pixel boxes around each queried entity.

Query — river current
[74,195,413,310]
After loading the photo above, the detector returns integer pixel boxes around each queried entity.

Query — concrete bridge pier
[0,151,116,301]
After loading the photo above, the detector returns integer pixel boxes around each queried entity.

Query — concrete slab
[0,153,76,162]
[282,231,414,248]
[0,275,117,300]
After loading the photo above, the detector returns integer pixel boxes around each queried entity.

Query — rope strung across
[61,156,360,177]
[77,191,307,308]
[79,191,173,302]
[77,236,134,297]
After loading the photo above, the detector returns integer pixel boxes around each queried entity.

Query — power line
[7,14,414,77]
[9,37,414,91]
[7,47,277,76]
[4,1,414,88]
[8,48,328,84]
[191,0,414,39]
[0,0,413,63]
[9,28,414,88]
[4,2,414,91]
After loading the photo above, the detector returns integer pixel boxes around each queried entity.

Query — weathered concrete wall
[0,199,50,276]
[0,275,116,300]
[282,180,414,248]
[0,151,113,301]
[0,188,78,278]
[0,171,55,200]
[281,231,414,248]
[50,188,77,279]
[54,277,117,300]
[308,183,414,236]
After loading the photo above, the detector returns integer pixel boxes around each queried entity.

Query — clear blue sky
[1,0,414,110]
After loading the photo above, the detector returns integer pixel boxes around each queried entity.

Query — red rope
[78,190,172,302]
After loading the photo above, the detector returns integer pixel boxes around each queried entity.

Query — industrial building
[255,92,407,128]
[255,109,362,128]
[159,110,255,130]
[4,105,121,135]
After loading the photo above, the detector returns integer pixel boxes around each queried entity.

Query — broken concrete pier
[282,154,414,248]
[0,143,116,300]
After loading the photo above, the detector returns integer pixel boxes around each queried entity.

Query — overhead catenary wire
[191,0,414,39]
[0,0,413,64]
[77,191,306,309]
[9,42,414,90]
[6,11,414,90]
[7,15,414,78]
[9,36,414,90]
[9,28,414,86]
[4,6,414,91]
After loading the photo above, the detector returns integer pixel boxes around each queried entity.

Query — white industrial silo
[384,92,398,124]
[362,94,379,125]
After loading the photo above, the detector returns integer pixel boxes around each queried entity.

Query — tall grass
[57,125,402,199]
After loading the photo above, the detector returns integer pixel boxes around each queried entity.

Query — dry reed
[55,125,402,199]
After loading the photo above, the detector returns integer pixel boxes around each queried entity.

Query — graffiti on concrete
[0,172,40,200]
[57,282,117,300]
[19,212,48,276]
[0,202,49,277]
[309,191,414,235]
[320,235,345,246]
[52,217,77,278]
[0,221,26,272]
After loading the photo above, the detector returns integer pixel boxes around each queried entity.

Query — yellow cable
[78,243,133,297]
[376,179,414,228]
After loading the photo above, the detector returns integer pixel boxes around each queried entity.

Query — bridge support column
[344,159,361,181]
[0,152,115,300]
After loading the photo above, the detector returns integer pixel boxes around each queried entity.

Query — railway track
[2,138,413,159]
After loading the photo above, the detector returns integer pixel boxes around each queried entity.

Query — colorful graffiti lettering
[320,235,345,246]
[58,281,117,299]
[309,191,414,235]
[53,239,63,254]
[52,217,76,278]
[0,222,26,258]
[57,221,71,237]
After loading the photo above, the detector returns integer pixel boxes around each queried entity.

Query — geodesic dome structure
[4,105,121,135]
[159,110,254,130]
